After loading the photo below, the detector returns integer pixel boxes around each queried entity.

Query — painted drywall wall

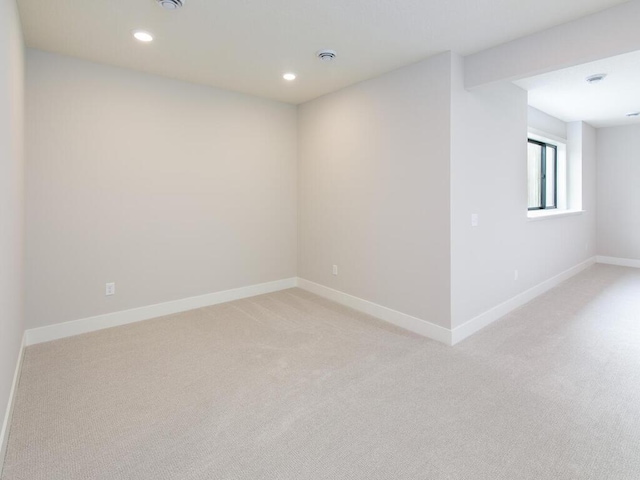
[528,106,567,140]
[0,0,24,461]
[297,53,452,328]
[450,53,597,329]
[465,1,640,88]
[597,124,640,261]
[25,50,297,329]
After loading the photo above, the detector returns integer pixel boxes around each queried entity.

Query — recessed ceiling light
[586,73,607,84]
[133,31,154,42]
[283,73,296,81]
[626,112,640,117]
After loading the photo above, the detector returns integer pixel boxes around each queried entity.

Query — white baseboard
[450,256,596,345]
[0,333,26,476]
[296,278,453,345]
[22,256,603,350]
[596,256,640,269]
[297,258,596,347]
[25,278,297,346]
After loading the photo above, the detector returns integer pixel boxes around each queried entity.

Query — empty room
[2,0,640,478]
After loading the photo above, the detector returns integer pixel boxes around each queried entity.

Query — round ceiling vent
[585,73,607,84]
[157,0,185,10]
[316,49,337,62]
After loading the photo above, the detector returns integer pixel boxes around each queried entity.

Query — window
[527,139,557,210]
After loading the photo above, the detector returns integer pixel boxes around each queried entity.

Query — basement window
[527,139,557,210]
[526,128,584,221]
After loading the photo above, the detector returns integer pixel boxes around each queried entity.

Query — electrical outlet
[471,213,479,227]
[332,265,338,276]
[514,270,519,281]
[105,282,115,296]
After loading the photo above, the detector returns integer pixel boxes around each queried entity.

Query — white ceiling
[515,49,640,128]
[17,0,629,104]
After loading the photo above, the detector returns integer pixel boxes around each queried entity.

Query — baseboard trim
[22,257,603,349]
[450,256,596,345]
[596,256,640,269]
[296,278,452,345]
[0,333,26,476]
[25,278,297,346]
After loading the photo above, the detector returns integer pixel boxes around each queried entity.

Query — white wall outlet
[105,282,116,296]
[514,270,519,281]
[471,213,479,227]
[332,265,338,276]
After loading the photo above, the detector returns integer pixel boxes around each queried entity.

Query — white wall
[297,53,452,328]
[297,51,599,335]
[464,1,640,88]
[528,106,567,140]
[25,50,298,329]
[0,0,24,464]
[597,124,640,261]
[19,40,606,344]
[450,53,597,329]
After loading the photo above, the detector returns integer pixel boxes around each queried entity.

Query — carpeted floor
[2,264,640,479]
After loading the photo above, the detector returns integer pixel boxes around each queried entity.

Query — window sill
[527,209,585,222]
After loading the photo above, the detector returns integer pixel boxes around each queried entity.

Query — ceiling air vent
[157,0,185,10]
[316,50,337,62]
[585,73,607,84]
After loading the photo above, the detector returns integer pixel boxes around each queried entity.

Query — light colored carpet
[3,264,640,479]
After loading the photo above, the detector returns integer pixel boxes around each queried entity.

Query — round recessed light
[626,112,640,117]
[133,31,154,42]
[283,73,296,81]
[586,73,607,84]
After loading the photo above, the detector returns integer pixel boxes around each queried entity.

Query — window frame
[527,138,558,211]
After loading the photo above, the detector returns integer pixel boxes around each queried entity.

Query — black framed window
[527,139,557,210]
